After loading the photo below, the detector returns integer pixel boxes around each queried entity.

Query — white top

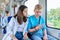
[17,23,25,32]
[15,17,27,32]
[7,17,28,35]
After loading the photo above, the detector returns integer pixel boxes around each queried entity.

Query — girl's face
[23,8,28,17]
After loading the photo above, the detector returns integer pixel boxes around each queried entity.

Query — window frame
[45,0,60,30]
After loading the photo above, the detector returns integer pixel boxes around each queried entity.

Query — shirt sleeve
[6,17,15,36]
[27,17,32,32]
[40,17,47,30]
[23,19,28,35]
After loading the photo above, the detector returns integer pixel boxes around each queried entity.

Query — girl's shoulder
[10,17,16,22]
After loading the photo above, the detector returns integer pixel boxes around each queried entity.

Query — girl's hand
[13,37,18,40]
[23,34,28,40]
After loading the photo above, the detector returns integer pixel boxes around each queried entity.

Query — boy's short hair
[34,4,42,10]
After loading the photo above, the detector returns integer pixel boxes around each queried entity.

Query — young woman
[2,5,30,40]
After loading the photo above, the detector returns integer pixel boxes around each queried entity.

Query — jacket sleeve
[6,17,15,36]
[23,19,28,35]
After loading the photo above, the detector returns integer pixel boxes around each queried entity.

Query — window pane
[25,0,39,16]
[47,0,60,28]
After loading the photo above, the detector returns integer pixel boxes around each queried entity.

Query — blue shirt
[27,15,46,37]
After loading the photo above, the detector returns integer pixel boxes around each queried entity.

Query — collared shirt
[27,15,46,37]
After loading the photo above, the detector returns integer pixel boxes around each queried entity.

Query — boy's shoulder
[28,15,34,18]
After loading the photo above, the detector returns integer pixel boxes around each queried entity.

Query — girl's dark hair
[14,5,27,24]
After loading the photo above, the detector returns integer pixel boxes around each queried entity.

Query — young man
[2,11,12,28]
[2,11,12,34]
[27,4,57,40]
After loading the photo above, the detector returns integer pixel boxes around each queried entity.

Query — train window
[47,0,60,28]
[25,0,39,16]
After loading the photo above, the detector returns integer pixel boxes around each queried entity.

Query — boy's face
[7,12,11,16]
[8,12,11,16]
[34,9,42,17]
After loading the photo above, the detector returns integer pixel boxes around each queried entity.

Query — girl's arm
[6,17,17,40]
